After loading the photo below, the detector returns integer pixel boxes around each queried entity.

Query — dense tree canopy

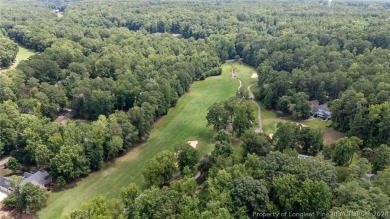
[0,37,18,67]
[4,181,48,214]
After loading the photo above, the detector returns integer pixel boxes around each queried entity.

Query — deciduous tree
[143,150,178,187]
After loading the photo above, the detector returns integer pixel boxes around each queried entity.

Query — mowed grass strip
[38,64,238,219]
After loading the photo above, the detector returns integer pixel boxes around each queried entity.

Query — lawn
[38,64,238,218]
[16,45,36,61]
[258,100,345,145]
[225,62,258,87]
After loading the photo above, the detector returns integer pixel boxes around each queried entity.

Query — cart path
[0,59,19,74]
[248,83,263,133]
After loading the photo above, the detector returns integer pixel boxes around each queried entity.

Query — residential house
[0,170,51,194]
[20,170,52,188]
[310,100,332,120]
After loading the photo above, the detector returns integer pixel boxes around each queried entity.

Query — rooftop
[310,100,331,112]
[297,154,313,160]
[21,170,52,188]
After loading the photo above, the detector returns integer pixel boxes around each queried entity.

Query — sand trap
[187,141,198,148]
[268,133,274,139]
[296,123,309,128]
[0,192,7,202]
[251,73,258,78]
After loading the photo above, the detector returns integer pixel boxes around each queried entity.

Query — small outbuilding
[364,174,377,180]
[297,154,313,160]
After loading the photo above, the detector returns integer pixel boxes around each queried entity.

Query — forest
[0,38,18,67]
[0,0,390,218]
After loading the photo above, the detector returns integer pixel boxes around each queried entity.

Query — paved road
[248,83,263,133]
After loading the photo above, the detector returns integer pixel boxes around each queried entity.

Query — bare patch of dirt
[324,128,346,145]
[153,116,166,126]
[0,203,37,219]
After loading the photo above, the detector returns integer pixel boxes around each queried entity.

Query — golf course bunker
[251,73,258,78]
[188,141,198,148]
[296,123,309,128]
[268,133,274,139]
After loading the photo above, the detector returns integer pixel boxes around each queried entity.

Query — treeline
[0,37,18,67]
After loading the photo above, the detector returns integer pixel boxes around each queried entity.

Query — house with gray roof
[20,170,52,188]
[0,177,13,194]
[364,174,377,180]
[310,100,332,120]
[0,170,51,194]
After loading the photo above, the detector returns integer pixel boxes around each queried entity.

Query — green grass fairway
[16,45,36,61]
[38,64,238,218]
[225,62,258,87]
